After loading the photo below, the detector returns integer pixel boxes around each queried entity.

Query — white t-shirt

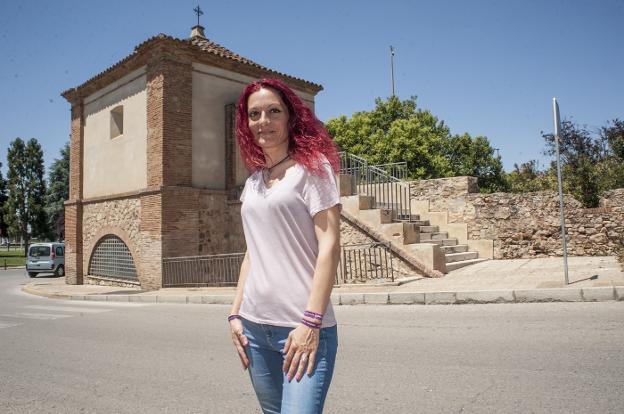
[238,158,340,328]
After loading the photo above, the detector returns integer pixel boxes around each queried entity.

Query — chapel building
[61,25,322,289]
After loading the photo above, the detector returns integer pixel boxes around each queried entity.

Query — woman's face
[247,87,290,153]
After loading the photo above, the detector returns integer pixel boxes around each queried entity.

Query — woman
[228,78,342,414]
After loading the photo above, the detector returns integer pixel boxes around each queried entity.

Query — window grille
[89,235,137,280]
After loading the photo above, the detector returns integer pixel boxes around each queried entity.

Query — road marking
[0,312,74,320]
[56,300,149,307]
[24,305,113,314]
[0,320,22,329]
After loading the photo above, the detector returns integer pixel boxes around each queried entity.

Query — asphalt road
[1,269,623,413]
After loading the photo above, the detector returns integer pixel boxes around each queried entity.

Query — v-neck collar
[260,163,302,194]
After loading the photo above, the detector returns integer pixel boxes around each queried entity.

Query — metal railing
[162,243,395,287]
[162,253,245,287]
[339,152,413,221]
[370,162,409,181]
[337,242,394,284]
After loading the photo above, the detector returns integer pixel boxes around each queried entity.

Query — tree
[506,160,556,193]
[599,119,624,190]
[537,117,624,207]
[444,133,509,193]
[4,138,49,256]
[45,142,70,241]
[326,96,507,192]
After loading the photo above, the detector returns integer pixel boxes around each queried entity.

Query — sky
[1,0,622,176]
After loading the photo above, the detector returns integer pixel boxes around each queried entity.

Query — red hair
[236,78,339,176]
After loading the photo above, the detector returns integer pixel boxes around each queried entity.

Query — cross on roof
[194,5,204,26]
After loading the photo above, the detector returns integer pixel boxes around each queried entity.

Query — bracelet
[227,314,241,322]
[304,310,323,321]
[301,318,321,329]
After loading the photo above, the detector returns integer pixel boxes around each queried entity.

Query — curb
[22,285,624,305]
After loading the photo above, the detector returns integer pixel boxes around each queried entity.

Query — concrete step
[441,244,469,254]
[379,222,419,245]
[419,225,439,233]
[444,251,478,263]
[432,232,450,241]
[445,258,488,272]
[420,232,449,241]
[341,195,375,215]
[358,208,393,225]
[418,238,458,247]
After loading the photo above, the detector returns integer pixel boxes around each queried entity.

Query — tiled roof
[62,33,322,98]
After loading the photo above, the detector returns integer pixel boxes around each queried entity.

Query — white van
[26,243,65,278]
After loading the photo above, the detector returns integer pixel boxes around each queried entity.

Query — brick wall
[64,102,85,285]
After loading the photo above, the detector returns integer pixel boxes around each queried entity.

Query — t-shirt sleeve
[303,161,342,218]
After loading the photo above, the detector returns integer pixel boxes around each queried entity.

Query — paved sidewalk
[21,256,624,305]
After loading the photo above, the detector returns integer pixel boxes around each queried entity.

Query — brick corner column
[65,102,84,284]
[146,48,193,188]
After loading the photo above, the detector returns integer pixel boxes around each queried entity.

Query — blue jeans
[242,318,338,414]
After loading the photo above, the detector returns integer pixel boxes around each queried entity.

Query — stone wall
[82,197,145,286]
[409,176,624,259]
[409,176,478,212]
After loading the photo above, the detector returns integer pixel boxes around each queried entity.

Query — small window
[56,246,64,257]
[110,105,124,138]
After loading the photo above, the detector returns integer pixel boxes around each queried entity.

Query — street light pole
[390,46,395,97]
[553,98,569,285]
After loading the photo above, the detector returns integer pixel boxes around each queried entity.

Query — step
[444,251,478,263]
[341,195,375,215]
[420,238,458,246]
[379,222,419,245]
[441,244,469,254]
[419,225,439,233]
[420,232,448,241]
[358,208,393,225]
[445,258,488,272]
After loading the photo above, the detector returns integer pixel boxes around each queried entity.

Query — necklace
[263,154,290,182]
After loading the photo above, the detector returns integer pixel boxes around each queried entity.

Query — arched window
[110,105,124,138]
[89,235,137,281]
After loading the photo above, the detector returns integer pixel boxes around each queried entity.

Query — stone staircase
[339,167,491,275]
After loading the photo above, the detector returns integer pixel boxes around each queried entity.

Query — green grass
[0,250,26,267]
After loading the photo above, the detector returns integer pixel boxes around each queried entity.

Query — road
[1,269,623,413]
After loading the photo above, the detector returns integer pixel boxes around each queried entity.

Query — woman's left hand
[282,324,320,381]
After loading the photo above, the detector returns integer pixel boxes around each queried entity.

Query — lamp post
[552,98,569,285]
[390,46,396,97]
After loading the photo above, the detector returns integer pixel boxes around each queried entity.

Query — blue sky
[1,0,622,175]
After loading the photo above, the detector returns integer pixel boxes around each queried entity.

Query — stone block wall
[409,176,479,213]
[409,176,624,259]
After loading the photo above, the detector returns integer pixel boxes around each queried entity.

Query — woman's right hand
[229,318,250,370]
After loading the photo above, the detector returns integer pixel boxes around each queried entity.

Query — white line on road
[24,305,113,314]
[56,300,150,307]
[0,312,74,320]
[0,320,22,329]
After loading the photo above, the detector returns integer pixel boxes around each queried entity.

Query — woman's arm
[229,251,250,369]
[283,204,341,381]
[230,251,250,316]
[305,205,342,318]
